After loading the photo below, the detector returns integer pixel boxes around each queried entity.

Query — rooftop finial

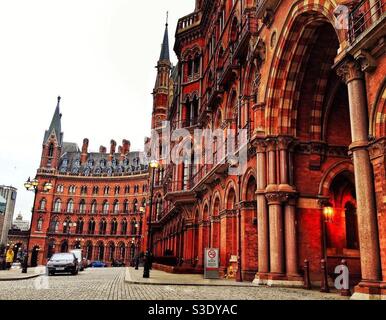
[166,11,169,26]
[57,96,61,105]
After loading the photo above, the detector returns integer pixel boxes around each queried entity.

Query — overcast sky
[0,0,193,221]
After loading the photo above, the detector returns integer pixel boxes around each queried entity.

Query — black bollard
[320,259,330,293]
[304,259,311,290]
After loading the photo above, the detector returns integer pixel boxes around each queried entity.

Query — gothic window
[50,217,59,233]
[81,186,88,195]
[91,200,97,214]
[132,199,138,213]
[88,219,96,235]
[56,185,64,193]
[115,186,120,195]
[67,200,74,213]
[76,218,84,234]
[92,186,99,195]
[79,199,86,214]
[48,143,54,157]
[130,219,138,235]
[113,200,119,214]
[110,219,118,235]
[53,199,62,213]
[123,200,129,214]
[104,186,110,195]
[37,217,43,231]
[121,219,128,235]
[39,198,47,211]
[103,201,109,214]
[63,218,71,234]
[99,219,107,235]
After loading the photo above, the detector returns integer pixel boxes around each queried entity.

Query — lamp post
[143,160,159,278]
[63,221,77,250]
[135,206,145,270]
[322,205,334,261]
[23,177,53,273]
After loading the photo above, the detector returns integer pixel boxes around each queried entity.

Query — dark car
[47,253,79,276]
[90,261,107,268]
[111,259,125,267]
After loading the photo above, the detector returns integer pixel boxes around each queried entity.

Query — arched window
[67,200,74,213]
[39,198,47,211]
[121,219,128,235]
[63,218,71,234]
[79,199,86,214]
[53,199,62,213]
[49,217,59,233]
[99,219,107,235]
[111,219,118,235]
[81,186,88,195]
[48,143,54,157]
[130,219,137,235]
[103,201,109,214]
[91,200,97,214]
[56,185,64,193]
[104,186,110,195]
[93,186,99,195]
[123,200,129,214]
[114,186,120,195]
[113,200,119,214]
[76,218,84,234]
[88,219,96,235]
[132,199,138,213]
[37,217,43,231]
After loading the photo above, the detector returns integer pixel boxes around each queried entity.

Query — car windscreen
[51,254,74,261]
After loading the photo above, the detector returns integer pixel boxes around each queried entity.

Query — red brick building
[28,0,385,299]
[146,0,386,299]
[29,100,150,267]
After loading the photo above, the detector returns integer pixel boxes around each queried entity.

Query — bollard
[320,259,330,293]
[304,259,311,290]
[340,259,352,297]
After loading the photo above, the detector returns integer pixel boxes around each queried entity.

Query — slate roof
[43,97,63,146]
[159,23,170,62]
[58,146,149,177]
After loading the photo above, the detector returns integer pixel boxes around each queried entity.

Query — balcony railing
[177,11,202,34]
[349,0,385,42]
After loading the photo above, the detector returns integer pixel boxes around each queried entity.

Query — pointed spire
[159,12,170,62]
[43,96,63,146]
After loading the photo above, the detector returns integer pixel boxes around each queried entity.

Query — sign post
[204,248,220,279]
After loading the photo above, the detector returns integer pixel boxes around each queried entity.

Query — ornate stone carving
[336,59,364,84]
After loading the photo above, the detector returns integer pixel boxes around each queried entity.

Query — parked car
[111,259,125,267]
[47,253,79,276]
[90,260,107,268]
[70,249,86,271]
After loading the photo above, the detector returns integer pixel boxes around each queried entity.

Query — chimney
[122,139,131,155]
[99,145,107,154]
[81,138,89,164]
[109,140,117,161]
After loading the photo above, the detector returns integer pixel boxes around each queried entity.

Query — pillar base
[253,273,269,285]
[351,281,386,300]
[267,273,304,288]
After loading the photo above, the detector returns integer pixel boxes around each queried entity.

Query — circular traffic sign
[208,250,216,259]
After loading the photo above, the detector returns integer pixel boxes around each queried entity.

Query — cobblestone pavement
[0,268,347,300]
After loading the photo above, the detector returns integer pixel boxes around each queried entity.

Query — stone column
[284,194,299,277]
[255,140,269,276]
[266,193,285,275]
[337,59,381,283]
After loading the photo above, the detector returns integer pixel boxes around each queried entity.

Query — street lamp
[322,203,334,261]
[23,177,53,273]
[135,206,145,270]
[143,160,159,278]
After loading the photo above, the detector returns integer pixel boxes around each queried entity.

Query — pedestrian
[6,247,14,270]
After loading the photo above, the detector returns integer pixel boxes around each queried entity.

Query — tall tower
[152,18,171,130]
[40,97,63,170]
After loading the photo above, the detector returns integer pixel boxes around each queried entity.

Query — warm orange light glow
[323,206,334,222]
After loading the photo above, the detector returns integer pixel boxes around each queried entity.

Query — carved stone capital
[278,136,294,151]
[265,192,285,205]
[336,59,364,84]
[253,139,267,153]
[265,137,277,152]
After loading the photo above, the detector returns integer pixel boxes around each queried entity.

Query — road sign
[204,248,220,279]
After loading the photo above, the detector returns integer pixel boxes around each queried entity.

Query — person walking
[5,247,14,270]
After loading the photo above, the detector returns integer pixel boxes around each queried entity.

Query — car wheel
[71,269,79,275]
